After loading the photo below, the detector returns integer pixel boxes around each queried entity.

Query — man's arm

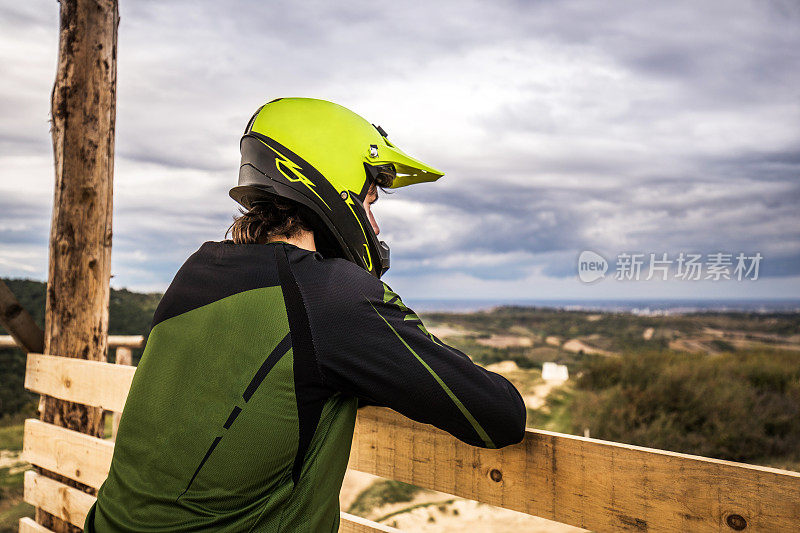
[300,262,526,449]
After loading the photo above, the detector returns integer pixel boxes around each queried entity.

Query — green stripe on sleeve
[370,302,496,448]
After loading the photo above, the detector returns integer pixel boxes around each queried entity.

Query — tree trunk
[38,0,119,531]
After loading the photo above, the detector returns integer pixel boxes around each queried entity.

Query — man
[85,98,526,532]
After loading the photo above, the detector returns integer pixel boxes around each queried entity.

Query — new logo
[577,251,608,283]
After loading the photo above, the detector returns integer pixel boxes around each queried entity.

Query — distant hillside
[0,278,162,418]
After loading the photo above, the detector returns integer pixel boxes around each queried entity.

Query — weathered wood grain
[26,354,134,413]
[41,0,120,529]
[25,471,95,530]
[349,406,800,532]
[23,419,114,489]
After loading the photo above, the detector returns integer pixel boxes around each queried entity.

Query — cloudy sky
[1,1,799,301]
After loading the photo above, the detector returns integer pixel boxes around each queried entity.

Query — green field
[0,418,30,532]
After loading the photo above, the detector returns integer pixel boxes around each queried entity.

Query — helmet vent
[372,124,388,137]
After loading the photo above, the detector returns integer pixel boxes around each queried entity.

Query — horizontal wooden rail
[352,407,800,532]
[22,419,397,532]
[107,335,145,348]
[26,353,135,412]
[24,353,800,532]
[0,335,21,348]
[23,419,114,488]
[18,517,52,533]
[0,334,145,349]
[24,470,94,528]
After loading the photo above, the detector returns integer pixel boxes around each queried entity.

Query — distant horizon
[406,297,800,314]
[3,275,800,302]
[4,275,799,316]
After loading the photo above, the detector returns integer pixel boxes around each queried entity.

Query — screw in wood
[726,514,747,530]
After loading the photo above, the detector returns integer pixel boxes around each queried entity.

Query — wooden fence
[9,337,800,532]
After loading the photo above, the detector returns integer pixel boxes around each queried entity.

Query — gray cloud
[0,0,798,298]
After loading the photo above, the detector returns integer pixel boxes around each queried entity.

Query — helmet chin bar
[379,241,390,277]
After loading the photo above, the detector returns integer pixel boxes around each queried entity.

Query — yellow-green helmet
[230,97,444,277]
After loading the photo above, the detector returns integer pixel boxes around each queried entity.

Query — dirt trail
[524,381,560,410]
[562,339,616,356]
[0,450,23,470]
[477,335,533,348]
[370,497,587,532]
[427,325,474,338]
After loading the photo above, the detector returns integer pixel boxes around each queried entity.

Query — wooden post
[0,280,44,353]
[111,346,132,439]
[38,0,119,531]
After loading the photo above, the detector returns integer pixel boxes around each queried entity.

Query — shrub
[572,349,800,462]
[0,349,35,419]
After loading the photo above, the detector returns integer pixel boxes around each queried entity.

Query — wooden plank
[24,470,94,529]
[4,334,144,349]
[25,353,134,413]
[24,467,395,532]
[23,419,114,489]
[340,512,401,532]
[0,335,17,348]
[18,517,54,533]
[350,406,800,533]
[107,335,145,348]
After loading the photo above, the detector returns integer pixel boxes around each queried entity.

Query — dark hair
[372,168,395,189]
[226,176,388,246]
[226,195,315,244]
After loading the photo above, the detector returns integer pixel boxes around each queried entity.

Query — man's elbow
[482,391,527,448]
[489,410,526,448]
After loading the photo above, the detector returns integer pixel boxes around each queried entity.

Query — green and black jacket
[85,241,526,532]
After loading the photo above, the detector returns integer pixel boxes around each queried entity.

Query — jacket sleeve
[300,262,527,449]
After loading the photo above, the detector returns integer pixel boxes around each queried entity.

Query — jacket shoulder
[288,248,382,290]
[285,248,386,316]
